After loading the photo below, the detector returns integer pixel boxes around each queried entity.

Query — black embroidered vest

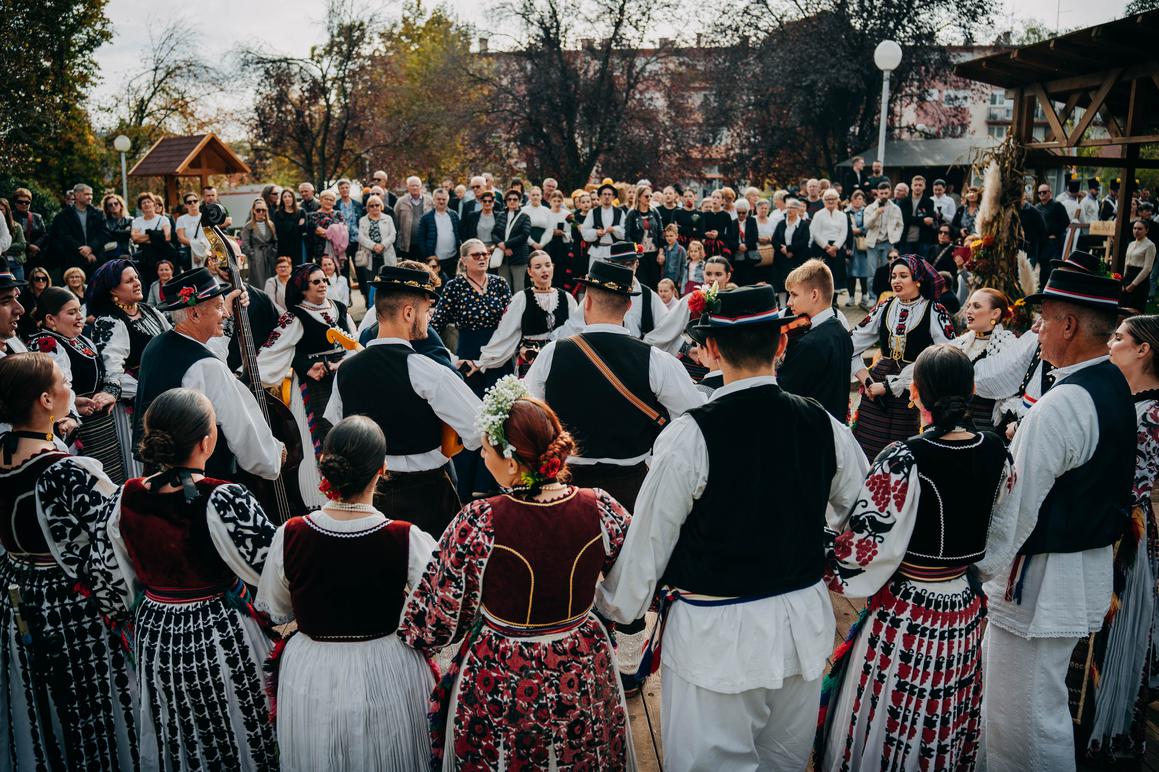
[334,343,443,456]
[877,298,934,364]
[519,288,569,337]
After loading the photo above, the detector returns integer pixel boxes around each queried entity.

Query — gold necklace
[114,299,139,315]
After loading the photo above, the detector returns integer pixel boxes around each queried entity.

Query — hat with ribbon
[156,267,231,311]
[1023,267,1122,313]
[607,241,643,262]
[688,285,797,341]
[370,264,440,299]
[577,260,639,296]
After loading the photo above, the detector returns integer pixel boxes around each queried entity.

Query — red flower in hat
[635,243,644,254]
[687,290,707,318]
[177,286,197,305]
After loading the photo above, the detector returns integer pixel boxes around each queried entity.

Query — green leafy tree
[0,0,112,195]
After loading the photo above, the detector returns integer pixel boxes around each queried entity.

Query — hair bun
[537,430,576,482]
[318,454,359,497]
[930,395,969,431]
[138,430,179,466]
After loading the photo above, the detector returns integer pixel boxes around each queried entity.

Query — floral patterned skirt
[432,614,634,770]
[818,575,986,772]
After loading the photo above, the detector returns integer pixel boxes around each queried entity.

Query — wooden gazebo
[955,11,1159,269]
[128,133,251,210]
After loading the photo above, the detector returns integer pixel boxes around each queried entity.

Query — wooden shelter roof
[128,133,250,177]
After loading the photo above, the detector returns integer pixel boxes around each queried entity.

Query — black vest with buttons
[519,288,569,337]
[877,298,934,363]
[661,384,836,597]
[1020,360,1135,555]
[289,303,349,381]
[334,343,443,456]
[900,432,1009,567]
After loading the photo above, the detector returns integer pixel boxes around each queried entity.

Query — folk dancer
[134,267,284,482]
[257,262,358,508]
[325,264,482,538]
[581,182,626,262]
[557,241,671,340]
[596,285,868,771]
[978,268,1137,771]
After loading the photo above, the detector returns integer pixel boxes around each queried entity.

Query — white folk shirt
[978,355,1113,638]
[1079,194,1100,225]
[931,193,957,223]
[809,207,849,251]
[581,207,625,260]
[323,337,482,473]
[176,332,284,480]
[972,330,1044,417]
[596,375,869,692]
[523,323,705,466]
[475,289,578,371]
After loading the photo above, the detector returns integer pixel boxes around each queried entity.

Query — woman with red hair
[399,376,635,770]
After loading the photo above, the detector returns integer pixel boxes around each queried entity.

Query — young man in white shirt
[581,183,626,260]
[930,178,957,224]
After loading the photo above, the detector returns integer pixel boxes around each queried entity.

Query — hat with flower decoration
[155,267,230,311]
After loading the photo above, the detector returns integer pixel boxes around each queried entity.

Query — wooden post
[165,176,179,212]
[1112,78,1140,273]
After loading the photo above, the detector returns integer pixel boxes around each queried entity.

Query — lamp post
[873,41,902,166]
[113,135,131,206]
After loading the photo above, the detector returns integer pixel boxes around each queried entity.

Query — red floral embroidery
[854,536,878,565]
[35,336,57,353]
[834,530,854,561]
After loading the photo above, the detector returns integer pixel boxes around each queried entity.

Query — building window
[987,125,1009,140]
[987,90,1013,121]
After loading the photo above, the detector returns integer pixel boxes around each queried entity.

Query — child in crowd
[657,278,679,310]
[661,224,687,289]
[684,239,706,294]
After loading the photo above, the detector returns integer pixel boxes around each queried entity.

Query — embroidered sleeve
[850,298,887,376]
[1133,402,1159,503]
[254,525,292,623]
[398,499,494,653]
[35,456,130,615]
[824,441,920,597]
[593,487,632,572]
[931,301,956,342]
[256,311,303,387]
[206,484,277,586]
[92,316,130,400]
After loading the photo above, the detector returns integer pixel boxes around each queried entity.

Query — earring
[907,399,915,409]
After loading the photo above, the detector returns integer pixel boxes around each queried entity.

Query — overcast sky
[90,0,1130,130]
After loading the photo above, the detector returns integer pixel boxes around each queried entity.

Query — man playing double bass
[135,267,284,480]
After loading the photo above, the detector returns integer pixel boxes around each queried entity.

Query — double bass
[201,203,306,523]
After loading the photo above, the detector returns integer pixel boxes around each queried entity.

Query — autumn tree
[0,0,111,194]
[243,0,376,188]
[360,2,487,180]
[702,0,994,182]
[480,0,681,189]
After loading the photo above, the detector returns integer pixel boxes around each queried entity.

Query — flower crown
[477,375,528,459]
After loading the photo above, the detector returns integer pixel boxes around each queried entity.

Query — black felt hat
[577,260,639,296]
[370,264,440,299]
[155,267,231,311]
[1050,250,1101,273]
[1024,268,1122,313]
[607,241,643,262]
[688,285,797,340]
[0,259,26,292]
[597,183,617,197]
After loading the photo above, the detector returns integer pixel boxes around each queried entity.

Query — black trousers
[374,467,462,540]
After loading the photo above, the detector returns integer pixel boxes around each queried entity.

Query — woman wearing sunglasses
[257,263,359,509]
[18,266,51,339]
[240,198,278,288]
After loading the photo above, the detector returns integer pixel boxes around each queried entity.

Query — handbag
[757,244,775,266]
[489,246,505,269]
[855,236,868,251]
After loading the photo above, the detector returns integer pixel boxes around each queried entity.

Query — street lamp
[874,41,903,166]
[113,135,131,206]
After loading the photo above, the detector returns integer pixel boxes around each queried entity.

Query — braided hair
[912,344,976,440]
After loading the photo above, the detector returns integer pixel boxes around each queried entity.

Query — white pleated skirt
[276,631,434,772]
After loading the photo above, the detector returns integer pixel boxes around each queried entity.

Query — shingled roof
[128,133,250,177]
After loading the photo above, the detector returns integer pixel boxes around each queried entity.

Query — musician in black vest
[324,264,482,538]
[780,259,853,420]
[557,240,670,340]
[525,258,702,508]
[596,285,868,770]
[977,268,1136,771]
[135,267,284,480]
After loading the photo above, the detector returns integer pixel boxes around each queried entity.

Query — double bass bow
[200,203,306,523]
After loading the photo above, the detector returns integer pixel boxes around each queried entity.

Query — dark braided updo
[912,344,976,440]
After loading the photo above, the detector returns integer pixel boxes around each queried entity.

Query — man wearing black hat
[324,264,482,537]
[978,267,1135,771]
[559,241,671,340]
[136,268,284,481]
[597,284,868,771]
[1099,178,1120,221]
[0,260,26,359]
[1060,178,1082,222]
[581,184,625,261]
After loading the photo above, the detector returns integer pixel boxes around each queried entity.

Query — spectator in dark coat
[1019,194,1048,288]
[418,188,462,278]
[1034,182,1070,289]
[10,187,47,272]
[47,183,108,278]
[780,259,854,421]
